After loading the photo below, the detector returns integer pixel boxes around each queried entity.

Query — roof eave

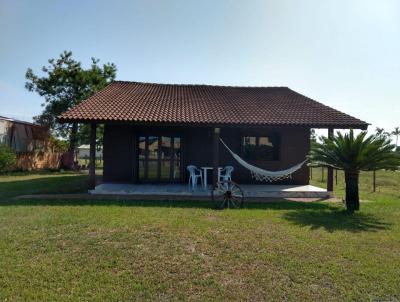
[57,117,369,130]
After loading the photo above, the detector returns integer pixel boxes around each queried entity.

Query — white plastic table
[201,167,223,189]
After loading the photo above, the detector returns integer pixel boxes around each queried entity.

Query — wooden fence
[16,150,63,170]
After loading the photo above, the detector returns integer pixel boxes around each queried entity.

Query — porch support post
[212,128,220,186]
[327,128,334,192]
[89,122,97,190]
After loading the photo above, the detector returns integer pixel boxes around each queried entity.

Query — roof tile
[58,81,368,128]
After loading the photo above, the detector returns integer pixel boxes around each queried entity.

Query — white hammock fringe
[220,138,307,182]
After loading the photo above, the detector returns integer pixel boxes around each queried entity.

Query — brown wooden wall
[103,125,135,182]
[102,124,310,185]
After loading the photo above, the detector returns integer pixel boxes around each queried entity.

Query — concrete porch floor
[90,183,330,199]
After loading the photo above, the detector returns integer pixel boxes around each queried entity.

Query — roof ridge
[112,80,289,89]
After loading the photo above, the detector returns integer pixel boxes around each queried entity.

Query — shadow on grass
[0,175,392,232]
[0,197,334,210]
[282,208,391,233]
[1,198,389,232]
[1,176,390,232]
[0,175,88,199]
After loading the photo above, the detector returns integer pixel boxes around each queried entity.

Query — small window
[242,135,279,161]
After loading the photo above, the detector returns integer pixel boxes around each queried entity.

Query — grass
[310,167,400,201]
[0,170,399,301]
[0,171,88,200]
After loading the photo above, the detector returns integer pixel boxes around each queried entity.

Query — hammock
[219,139,308,182]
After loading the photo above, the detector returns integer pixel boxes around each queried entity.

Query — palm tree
[310,129,317,143]
[392,127,400,148]
[308,130,400,212]
[376,127,392,139]
[375,127,385,137]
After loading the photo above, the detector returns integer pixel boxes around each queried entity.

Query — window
[242,135,279,161]
[138,135,181,182]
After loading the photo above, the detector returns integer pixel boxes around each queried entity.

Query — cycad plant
[308,130,400,212]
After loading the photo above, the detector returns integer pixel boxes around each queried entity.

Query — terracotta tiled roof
[58,81,368,129]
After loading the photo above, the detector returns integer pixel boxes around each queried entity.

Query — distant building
[0,116,61,170]
[0,116,49,152]
[77,144,103,159]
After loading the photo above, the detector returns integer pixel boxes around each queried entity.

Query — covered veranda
[82,123,334,199]
[90,183,330,199]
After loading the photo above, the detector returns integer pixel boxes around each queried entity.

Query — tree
[49,136,69,152]
[308,130,400,212]
[310,129,317,143]
[78,124,105,147]
[25,51,116,153]
[375,127,384,136]
[375,127,390,139]
[392,127,400,149]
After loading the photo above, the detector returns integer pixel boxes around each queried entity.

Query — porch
[90,183,330,199]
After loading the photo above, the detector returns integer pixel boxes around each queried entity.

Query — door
[138,135,182,183]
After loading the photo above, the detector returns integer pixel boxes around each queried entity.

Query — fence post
[327,128,334,191]
[373,170,376,192]
[335,169,338,185]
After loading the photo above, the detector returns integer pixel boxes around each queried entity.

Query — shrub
[0,144,17,173]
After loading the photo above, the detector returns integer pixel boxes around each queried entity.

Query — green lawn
[0,171,88,200]
[310,168,400,201]
[0,171,399,301]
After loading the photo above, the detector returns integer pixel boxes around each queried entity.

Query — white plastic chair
[187,165,203,188]
[219,166,234,182]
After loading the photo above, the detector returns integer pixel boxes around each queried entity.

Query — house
[59,81,368,194]
[0,116,48,152]
[0,116,61,170]
[77,144,103,160]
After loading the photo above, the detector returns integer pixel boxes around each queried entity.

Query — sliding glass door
[138,135,181,183]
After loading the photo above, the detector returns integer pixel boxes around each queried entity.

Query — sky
[0,0,399,135]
